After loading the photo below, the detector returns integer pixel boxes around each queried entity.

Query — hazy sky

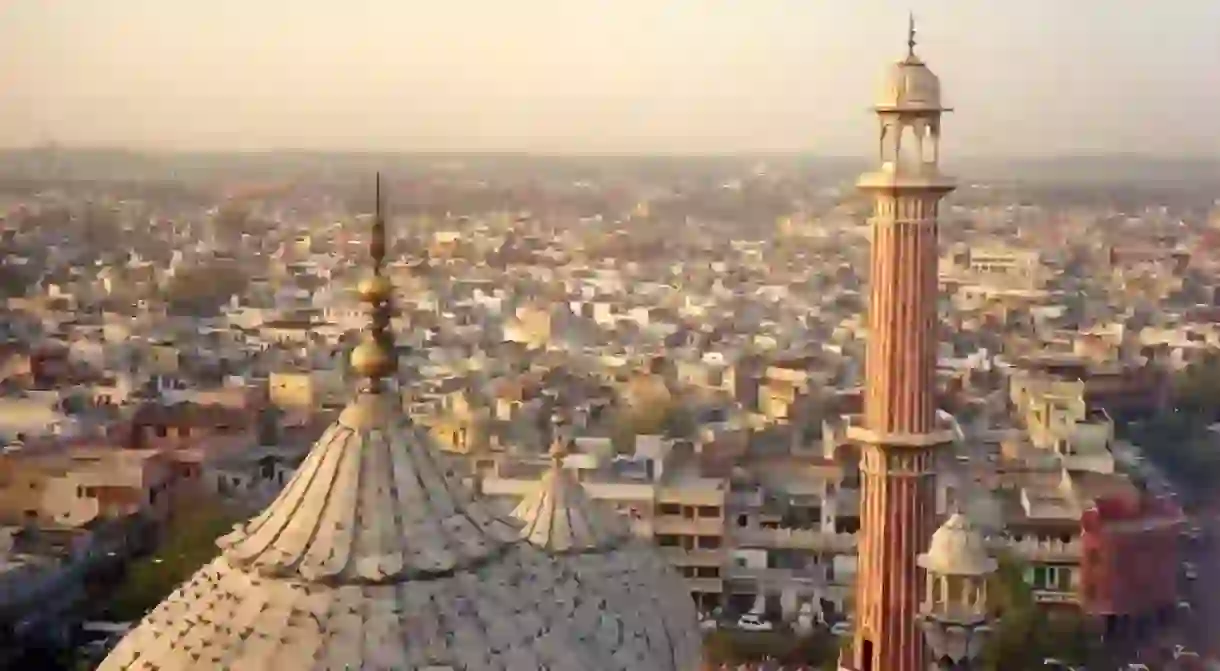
[1,0,1217,156]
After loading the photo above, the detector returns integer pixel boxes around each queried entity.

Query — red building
[1079,492,1182,637]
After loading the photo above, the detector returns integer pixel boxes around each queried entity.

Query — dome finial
[549,408,570,464]
[907,11,917,58]
[350,173,397,389]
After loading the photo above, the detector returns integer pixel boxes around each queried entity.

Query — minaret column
[865,195,941,436]
[846,16,957,671]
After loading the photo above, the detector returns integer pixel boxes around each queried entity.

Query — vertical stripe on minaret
[848,19,956,671]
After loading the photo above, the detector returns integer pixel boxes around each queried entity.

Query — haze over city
[3,2,1220,670]
[2,0,1219,156]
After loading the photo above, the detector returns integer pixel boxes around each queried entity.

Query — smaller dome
[877,56,942,111]
[918,513,997,576]
[356,273,393,303]
[349,339,393,378]
[511,439,704,671]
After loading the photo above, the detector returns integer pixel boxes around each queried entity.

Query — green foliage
[1121,359,1220,498]
[163,264,250,313]
[982,553,1094,671]
[108,500,241,621]
[1173,354,1220,419]
[0,262,34,298]
[703,629,838,666]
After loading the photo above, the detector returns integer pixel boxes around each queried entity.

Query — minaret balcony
[858,165,956,192]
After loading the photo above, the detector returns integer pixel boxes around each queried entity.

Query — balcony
[683,577,724,593]
[1032,589,1078,605]
[1005,537,1082,563]
[660,547,724,567]
[727,565,826,589]
[731,527,858,553]
[653,515,725,536]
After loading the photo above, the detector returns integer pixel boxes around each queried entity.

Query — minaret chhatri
[848,16,956,671]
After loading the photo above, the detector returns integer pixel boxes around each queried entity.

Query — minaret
[848,16,956,671]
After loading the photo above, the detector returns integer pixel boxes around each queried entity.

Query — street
[1120,509,1220,669]
[1183,510,1220,660]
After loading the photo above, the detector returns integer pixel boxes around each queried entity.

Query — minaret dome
[876,13,945,112]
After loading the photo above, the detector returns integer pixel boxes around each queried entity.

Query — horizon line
[2,144,1219,163]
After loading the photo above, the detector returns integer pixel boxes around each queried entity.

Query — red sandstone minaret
[846,16,956,671]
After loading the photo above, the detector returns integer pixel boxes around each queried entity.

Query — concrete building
[1079,492,1182,637]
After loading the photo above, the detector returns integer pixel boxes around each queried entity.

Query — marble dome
[876,56,943,112]
[511,441,703,671]
[875,19,945,113]
[99,176,700,671]
[101,394,673,670]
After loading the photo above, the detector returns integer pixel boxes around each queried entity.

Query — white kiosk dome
[917,513,998,577]
[876,17,945,112]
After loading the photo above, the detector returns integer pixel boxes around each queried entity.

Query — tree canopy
[702,630,838,667]
[107,499,241,621]
[163,264,250,315]
[982,553,1093,671]
[1121,356,1220,499]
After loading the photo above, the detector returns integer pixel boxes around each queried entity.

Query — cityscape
[1,2,1220,670]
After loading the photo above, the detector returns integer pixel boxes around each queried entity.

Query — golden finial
[549,409,570,465]
[907,11,917,59]
[350,173,397,389]
[549,435,571,465]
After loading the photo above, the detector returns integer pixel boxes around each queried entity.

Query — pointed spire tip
[352,173,396,389]
[907,11,917,58]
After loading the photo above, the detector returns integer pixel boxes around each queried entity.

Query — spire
[549,407,570,465]
[907,11,918,59]
[512,410,628,553]
[350,173,397,390]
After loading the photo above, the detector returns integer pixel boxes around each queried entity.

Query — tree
[163,264,250,315]
[982,553,1040,671]
[107,499,241,621]
[982,553,1094,671]
[1173,353,1220,419]
[702,630,837,666]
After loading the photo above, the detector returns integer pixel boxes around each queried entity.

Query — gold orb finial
[350,338,393,380]
[549,436,571,464]
[352,172,397,391]
[357,274,393,303]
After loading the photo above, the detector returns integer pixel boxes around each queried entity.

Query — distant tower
[848,15,957,671]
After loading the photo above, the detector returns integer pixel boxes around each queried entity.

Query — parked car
[830,621,853,637]
[736,613,773,632]
[1174,645,1200,660]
